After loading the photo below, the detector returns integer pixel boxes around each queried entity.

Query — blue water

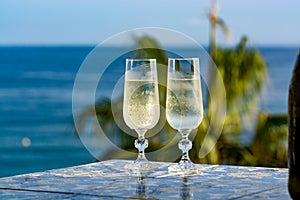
[0,46,298,177]
[259,47,298,113]
[0,46,96,177]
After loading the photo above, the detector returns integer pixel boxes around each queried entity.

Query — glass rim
[168,57,199,61]
[126,58,156,62]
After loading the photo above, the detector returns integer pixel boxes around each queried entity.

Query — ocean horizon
[0,45,298,177]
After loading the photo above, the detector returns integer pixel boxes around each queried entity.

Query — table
[0,160,290,199]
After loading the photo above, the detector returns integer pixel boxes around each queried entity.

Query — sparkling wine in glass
[123,58,160,171]
[166,58,204,174]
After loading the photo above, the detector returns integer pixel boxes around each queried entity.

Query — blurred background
[0,0,299,177]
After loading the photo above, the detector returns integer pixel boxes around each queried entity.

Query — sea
[0,46,298,177]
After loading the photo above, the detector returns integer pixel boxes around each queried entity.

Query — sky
[0,0,299,46]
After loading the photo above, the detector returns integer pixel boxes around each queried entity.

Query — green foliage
[189,36,268,165]
[251,112,288,167]
[132,35,168,65]
[214,36,267,115]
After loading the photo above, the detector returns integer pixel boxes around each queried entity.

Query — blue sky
[1,0,299,46]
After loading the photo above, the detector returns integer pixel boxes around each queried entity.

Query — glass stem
[178,129,192,163]
[135,129,148,161]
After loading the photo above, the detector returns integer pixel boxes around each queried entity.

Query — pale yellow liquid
[123,80,160,130]
[166,78,203,130]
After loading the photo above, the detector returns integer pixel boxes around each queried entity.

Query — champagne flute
[166,58,204,174]
[123,58,160,171]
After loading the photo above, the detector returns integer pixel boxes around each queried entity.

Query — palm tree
[76,2,273,165]
[188,0,267,165]
[208,0,231,59]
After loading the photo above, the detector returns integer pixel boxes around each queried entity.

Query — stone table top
[0,160,290,199]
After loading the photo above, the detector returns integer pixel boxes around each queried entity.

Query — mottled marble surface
[0,160,290,199]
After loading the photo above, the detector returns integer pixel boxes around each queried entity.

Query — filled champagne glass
[123,58,160,171]
[166,58,204,174]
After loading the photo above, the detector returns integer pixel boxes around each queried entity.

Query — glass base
[124,159,157,176]
[168,160,201,176]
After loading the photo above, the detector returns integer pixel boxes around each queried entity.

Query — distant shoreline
[0,45,298,50]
